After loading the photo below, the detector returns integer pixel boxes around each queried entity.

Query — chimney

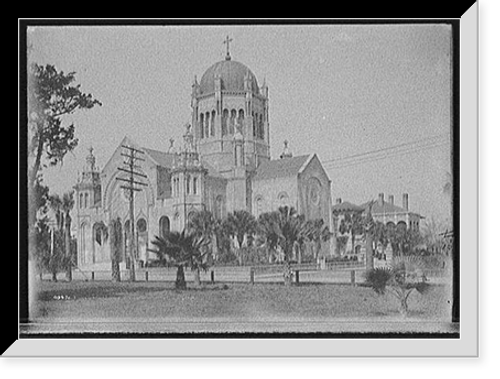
[402,193,409,210]
[336,198,342,204]
[378,193,384,206]
[388,195,394,205]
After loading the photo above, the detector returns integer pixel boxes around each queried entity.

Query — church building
[73,44,334,269]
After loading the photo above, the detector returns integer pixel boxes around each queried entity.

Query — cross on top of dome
[223,35,233,61]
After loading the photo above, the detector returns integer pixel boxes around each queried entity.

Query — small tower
[74,147,102,211]
[171,124,207,229]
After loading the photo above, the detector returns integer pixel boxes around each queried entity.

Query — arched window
[159,216,170,240]
[237,109,244,128]
[205,112,210,138]
[278,191,289,206]
[186,174,191,194]
[193,176,198,195]
[259,114,264,139]
[222,109,228,136]
[210,111,215,136]
[84,193,89,208]
[137,218,147,233]
[396,221,407,233]
[79,193,83,208]
[199,113,204,139]
[386,222,396,233]
[229,109,236,135]
[252,112,257,137]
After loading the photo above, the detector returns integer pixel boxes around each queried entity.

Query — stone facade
[73,52,333,269]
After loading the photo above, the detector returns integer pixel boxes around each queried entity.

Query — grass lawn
[27,280,455,334]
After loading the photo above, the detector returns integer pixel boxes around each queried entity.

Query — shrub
[365,258,431,317]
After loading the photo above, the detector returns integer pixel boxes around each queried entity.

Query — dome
[199,59,259,95]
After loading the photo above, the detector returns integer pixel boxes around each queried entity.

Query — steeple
[173,123,202,170]
[85,146,97,171]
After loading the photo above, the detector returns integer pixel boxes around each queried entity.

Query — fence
[41,260,449,285]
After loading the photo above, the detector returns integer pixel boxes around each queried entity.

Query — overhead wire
[322,133,450,170]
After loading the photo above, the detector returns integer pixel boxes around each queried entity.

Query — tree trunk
[283,260,292,286]
[65,216,72,282]
[175,265,187,290]
[283,245,293,286]
[399,295,409,318]
[111,260,121,282]
[193,268,201,287]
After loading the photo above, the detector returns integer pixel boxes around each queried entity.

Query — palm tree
[223,210,258,264]
[257,206,307,286]
[256,211,281,263]
[421,216,447,255]
[306,218,332,262]
[365,256,430,317]
[213,218,233,263]
[188,209,216,262]
[151,229,210,289]
[363,201,376,271]
[373,221,389,260]
[338,211,364,254]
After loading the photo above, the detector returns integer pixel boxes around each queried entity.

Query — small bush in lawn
[365,258,430,317]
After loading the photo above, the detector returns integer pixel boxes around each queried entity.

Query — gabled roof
[253,154,311,181]
[143,147,224,180]
[143,147,175,168]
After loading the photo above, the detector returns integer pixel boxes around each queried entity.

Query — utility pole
[116,145,147,282]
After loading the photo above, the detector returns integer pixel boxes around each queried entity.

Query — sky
[27,23,453,225]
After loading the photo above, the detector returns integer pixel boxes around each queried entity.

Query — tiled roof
[360,201,407,214]
[331,201,364,213]
[253,155,310,181]
[359,201,423,217]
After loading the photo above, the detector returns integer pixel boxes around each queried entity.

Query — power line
[322,133,450,166]
[326,140,448,170]
[325,140,448,170]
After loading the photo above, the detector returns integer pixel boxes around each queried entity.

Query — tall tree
[27,63,101,258]
[372,221,389,259]
[363,201,376,271]
[257,206,307,286]
[338,211,364,254]
[223,210,258,265]
[61,191,75,281]
[47,194,68,281]
[223,210,258,249]
[188,209,216,262]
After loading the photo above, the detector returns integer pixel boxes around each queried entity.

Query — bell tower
[190,39,271,212]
